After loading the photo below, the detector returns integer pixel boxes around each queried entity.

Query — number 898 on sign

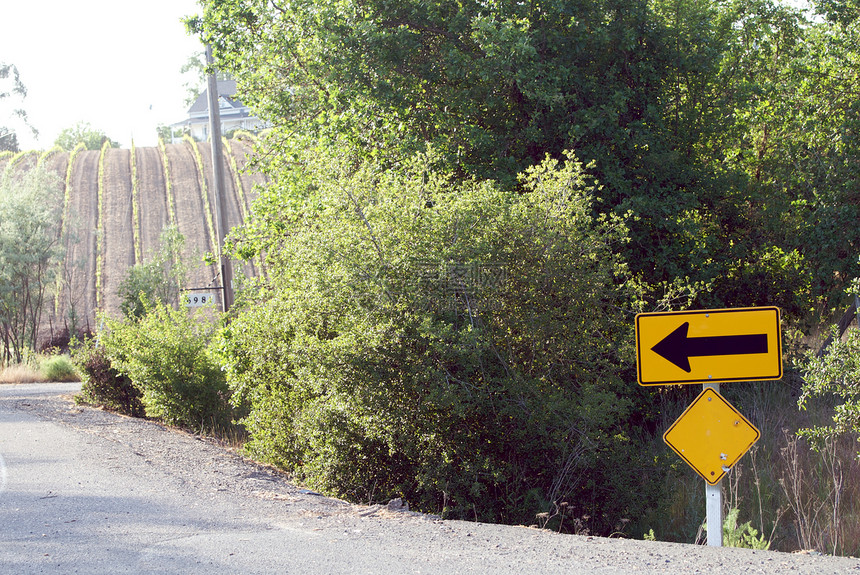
[183,293,215,307]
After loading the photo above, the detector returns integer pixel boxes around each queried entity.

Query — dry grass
[0,364,47,384]
[658,380,860,555]
[0,354,80,384]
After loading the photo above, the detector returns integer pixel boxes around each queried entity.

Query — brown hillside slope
[197,142,257,281]
[101,148,137,316]
[59,150,100,337]
[135,146,170,260]
[167,141,218,296]
[37,150,70,345]
[7,140,267,347]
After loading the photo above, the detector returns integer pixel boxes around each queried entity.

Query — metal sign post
[703,382,722,547]
[662,383,760,546]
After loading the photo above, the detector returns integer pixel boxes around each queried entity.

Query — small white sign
[184,293,215,307]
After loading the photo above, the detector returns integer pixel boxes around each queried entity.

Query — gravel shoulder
[1,383,858,575]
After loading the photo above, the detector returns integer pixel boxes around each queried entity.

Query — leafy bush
[117,226,186,319]
[800,327,860,448]
[219,149,662,530]
[100,303,231,432]
[74,338,145,417]
[723,507,770,550]
[40,354,78,382]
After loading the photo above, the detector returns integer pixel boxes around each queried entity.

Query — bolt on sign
[663,387,760,486]
[635,307,782,386]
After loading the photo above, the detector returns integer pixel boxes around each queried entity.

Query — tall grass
[0,354,79,383]
[654,378,860,555]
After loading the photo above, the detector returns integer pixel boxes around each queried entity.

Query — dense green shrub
[219,149,664,530]
[100,303,231,432]
[74,338,145,417]
[40,354,78,382]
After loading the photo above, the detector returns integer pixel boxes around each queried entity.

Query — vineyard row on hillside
[0,137,266,347]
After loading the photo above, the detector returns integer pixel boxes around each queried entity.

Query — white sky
[1,0,203,150]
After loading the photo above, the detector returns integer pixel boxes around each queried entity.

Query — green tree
[117,226,187,320]
[799,327,860,448]
[0,164,64,364]
[54,121,119,151]
[691,0,860,325]
[815,0,860,25]
[0,62,36,152]
[191,0,829,327]
[190,0,698,186]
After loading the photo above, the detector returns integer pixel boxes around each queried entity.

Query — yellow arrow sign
[635,307,782,386]
[664,387,760,486]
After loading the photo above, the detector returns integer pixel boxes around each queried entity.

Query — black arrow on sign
[651,322,768,373]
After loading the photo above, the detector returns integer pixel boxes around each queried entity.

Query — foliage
[217,147,666,529]
[0,62,35,153]
[39,354,78,382]
[799,327,860,447]
[74,337,145,417]
[777,427,854,555]
[702,1,860,323]
[193,0,860,547]
[156,124,188,143]
[180,51,232,107]
[54,121,119,151]
[193,0,687,186]
[193,0,860,334]
[723,507,771,550]
[652,380,860,555]
[644,528,657,541]
[117,226,187,319]
[100,303,231,431]
[0,164,64,364]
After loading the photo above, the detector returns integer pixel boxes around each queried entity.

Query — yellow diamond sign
[663,388,760,486]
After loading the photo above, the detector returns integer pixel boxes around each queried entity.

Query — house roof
[187,80,242,114]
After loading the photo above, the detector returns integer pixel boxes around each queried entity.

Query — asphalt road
[1,382,859,575]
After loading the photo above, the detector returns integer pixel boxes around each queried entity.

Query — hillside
[0,137,265,346]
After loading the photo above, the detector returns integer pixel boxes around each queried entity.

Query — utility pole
[205,44,234,313]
